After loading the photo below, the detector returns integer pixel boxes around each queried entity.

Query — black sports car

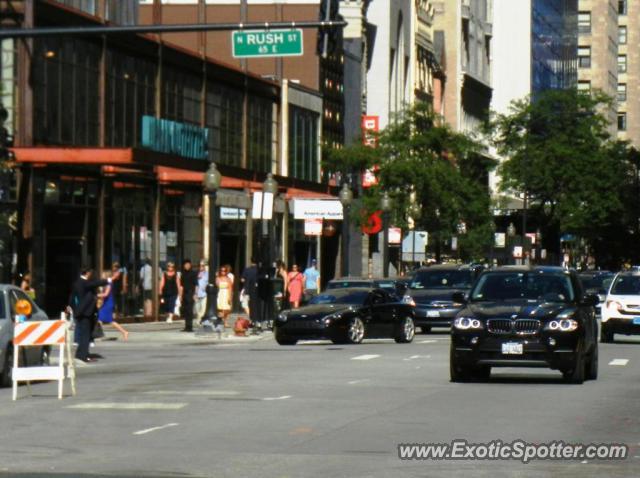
[274,288,416,345]
[450,267,599,384]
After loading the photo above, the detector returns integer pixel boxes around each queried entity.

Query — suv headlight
[606,300,622,312]
[453,317,483,330]
[402,295,416,306]
[545,319,578,332]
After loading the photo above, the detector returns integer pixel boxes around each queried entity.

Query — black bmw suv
[450,266,599,384]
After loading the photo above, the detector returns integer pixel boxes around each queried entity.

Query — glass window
[309,290,370,305]
[618,83,627,102]
[205,83,243,167]
[288,106,319,182]
[610,274,640,295]
[618,112,627,131]
[32,37,100,146]
[577,81,591,92]
[619,0,627,15]
[618,54,627,73]
[578,46,591,68]
[247,96,276,173]
[162,67,201,126]
[619,26,627,44]
[578,12,591,34]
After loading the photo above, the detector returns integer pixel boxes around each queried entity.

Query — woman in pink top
[287,264,305,309]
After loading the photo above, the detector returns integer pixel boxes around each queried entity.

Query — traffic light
[317,0,341,58]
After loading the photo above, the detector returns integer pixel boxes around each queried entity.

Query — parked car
[578,271,614,315]
[0,285,51,387]
[274,287,415,345]
[403,264,484,332]
[326,277,404,296]
[600,271,640,343]
[450,266,599,384]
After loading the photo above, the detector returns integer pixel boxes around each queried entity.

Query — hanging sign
[304,219,323,236]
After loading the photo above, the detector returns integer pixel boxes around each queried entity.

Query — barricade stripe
[14,323,40,345]
[33,321,66,345]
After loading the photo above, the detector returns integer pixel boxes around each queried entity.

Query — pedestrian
[224,264,235,285]
[68,267,109,362]
[216,265,233,327]
[287,264,305,309]
[241,257,260,329]
[160,262,181,323]
[275,260,289,310]
[195,260,209,323]
[110,262,126,320]
[97,271,129,341]
[180,259,198,332]
[303,259,321,302]
[138,258,159,319]
[20,272,36,301]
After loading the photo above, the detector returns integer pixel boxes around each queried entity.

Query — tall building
[615,0,638,146]
[432,0,493,134]
[577,0,618,135]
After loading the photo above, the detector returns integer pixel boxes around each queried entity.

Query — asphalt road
[1,325,640,478]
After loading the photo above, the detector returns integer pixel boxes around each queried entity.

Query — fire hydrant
[234,317,251,336]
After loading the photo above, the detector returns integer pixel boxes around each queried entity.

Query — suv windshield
[310,290,370,305]
[470,272,575,303]
[410,270,472,290]
[610,275,640,295]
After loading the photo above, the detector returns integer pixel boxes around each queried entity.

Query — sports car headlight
[402,295,416,307]
[323,313,341,325]
[545,319,578,332]
[453,317,483,330]
[276,313,288,322]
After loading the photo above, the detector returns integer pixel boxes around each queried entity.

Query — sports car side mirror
[580,294,599,307]
[452,292,467,305]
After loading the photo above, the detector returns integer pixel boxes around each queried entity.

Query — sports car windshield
[409,270,472,290]
[610,275,640,295]
[310,290,370,305]
[470,272,574,303]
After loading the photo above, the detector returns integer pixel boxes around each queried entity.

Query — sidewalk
[97,313,271,345]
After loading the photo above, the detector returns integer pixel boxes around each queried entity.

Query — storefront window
[33,37,100,146]
[205,83,243,167]
[162,66,201,126]
[106,50,157,147]
[289,106,319,182]
[247,96,276,173]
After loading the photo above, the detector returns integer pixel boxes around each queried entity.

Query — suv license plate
[426,310,440,318]
[501,342,523,355]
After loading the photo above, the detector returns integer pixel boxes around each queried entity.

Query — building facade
[1,0,337,317]
[614,0,638,146]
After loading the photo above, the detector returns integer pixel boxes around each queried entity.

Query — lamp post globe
[263,172,278,194]
[381,191,392,212]
[203,162,222,192]
[339,182,353,207]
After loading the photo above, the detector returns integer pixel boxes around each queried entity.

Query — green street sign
[232,29,303,58]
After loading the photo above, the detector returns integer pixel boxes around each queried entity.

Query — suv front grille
[487,319,540,335]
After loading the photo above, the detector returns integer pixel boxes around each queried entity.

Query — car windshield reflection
[470,272,574,303]
[310,290,370,305]
[610,275,640,295]
[409,271,472,290]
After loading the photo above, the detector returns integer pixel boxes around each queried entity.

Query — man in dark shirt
[241,257,261,327]
[69,267,109,362]
[180,259,198,332]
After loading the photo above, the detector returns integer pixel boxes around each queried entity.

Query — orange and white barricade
[12,320,76,400]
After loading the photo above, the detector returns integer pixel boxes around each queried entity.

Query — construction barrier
[12,319,76,400]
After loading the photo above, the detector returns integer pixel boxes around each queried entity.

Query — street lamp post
[535,228,542,265]
[339,182,353,277]
[201,162,222,332]
[260,173,278,328]
[507,222,516,265]
[381,192,392,278]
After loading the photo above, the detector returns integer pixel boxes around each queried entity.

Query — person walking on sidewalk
[303,259,320,302]
[69,267,108,362]
[98,270,129,341]
[195,260,209,323]
[160,262,181,323]
[180,259,198,332]
[287,264,305,309]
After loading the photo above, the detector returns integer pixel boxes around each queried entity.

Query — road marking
[263,395,291,401]
[351,354,381,361]
[419,340,439,344]
[348,379,370,385]
[68,402,187,410]
[403,354,431,361]
[609,359,629,366]
[133,423,179,436]
[145,390,240,396]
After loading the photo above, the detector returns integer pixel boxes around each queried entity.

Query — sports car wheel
[346,318,365,344]
[274,328,297,346]
[395,317,415,343]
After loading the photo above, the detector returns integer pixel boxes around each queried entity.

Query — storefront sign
[388,227,402,244]
[220,207,247,220]
[361,115,380,188]
[494,232,506,248]
[293,199,343,220]
[513,246,523,259]
[141,116,209,160]
[304,219,323,236]
[362,211,382,235]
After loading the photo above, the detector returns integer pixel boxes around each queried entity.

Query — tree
[488,88,631,265]
[324,102,495,261]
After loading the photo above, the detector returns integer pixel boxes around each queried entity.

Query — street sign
[232,29,303,58]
